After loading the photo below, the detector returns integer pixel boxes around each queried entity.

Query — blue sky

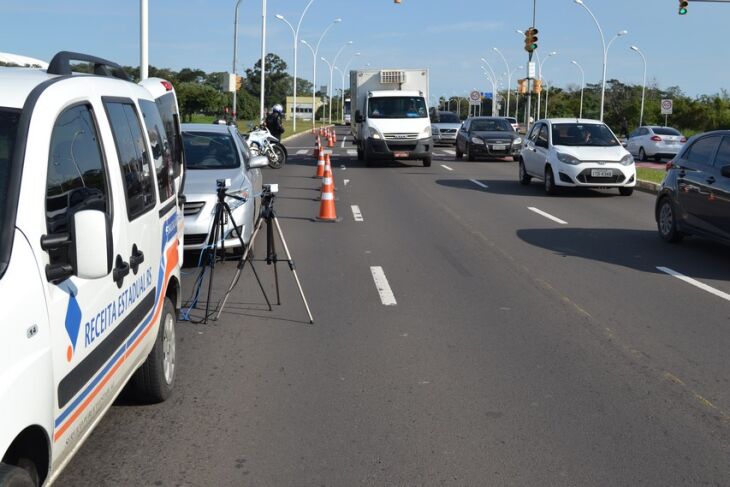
[0,0,726,100]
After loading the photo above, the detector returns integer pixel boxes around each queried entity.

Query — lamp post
[275,0,316,131]
[325,41,353,124]
[232,0,244,120]
[140,0,148,80]
[630,45,647,128]
[571,60,585,119]
[338,52,361,122]
[537,51,556,120]
[259,0,267,122]
[574,0,627,121]
[480,58,498,116]
[493,47,515,118]
[300,18,341,128]
[508,65,523,118]
[480,67,497,117]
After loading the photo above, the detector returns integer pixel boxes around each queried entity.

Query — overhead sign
[661,99,673,115]
[482,92,493,100]
[469,90,481,106]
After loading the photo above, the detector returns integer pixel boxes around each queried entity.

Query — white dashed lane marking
[347,149,358,156]
[351,205,364,222]
[527,207,568,225]
[341,136,347,148]
[441,164,454,171]
[296,149,308,155]
[470,179,488,189]
[657,267,730,302]
[370,266,397,306]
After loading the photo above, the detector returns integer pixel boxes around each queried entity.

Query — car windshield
[551,123,620,147]
[183,132,240,170]
[506,118,518,124]
[471,119,513,132]
[368,96,428,119]
[652,127,681,136]
[437,113,460,123]
[0,109,20,262]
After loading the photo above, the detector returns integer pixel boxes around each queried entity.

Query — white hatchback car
[519,118,636,196]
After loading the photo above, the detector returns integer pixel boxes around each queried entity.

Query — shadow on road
[517,227,730,281]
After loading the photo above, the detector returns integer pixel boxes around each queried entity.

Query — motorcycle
[245,124,288,169]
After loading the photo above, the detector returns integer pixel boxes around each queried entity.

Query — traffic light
[524,27,538,53]
[533,79,543,94]
[518,79,528,95]
[679,0,688,14]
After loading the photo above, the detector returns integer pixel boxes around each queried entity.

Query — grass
[637,167,666,185]
[186,114,323,139]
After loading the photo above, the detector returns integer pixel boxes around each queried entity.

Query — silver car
[430,111,462,145]
[181,123,267,255]
[626,126,686,161]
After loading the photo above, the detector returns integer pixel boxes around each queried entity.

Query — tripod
[216,186,314,324]
[189,180,271,324]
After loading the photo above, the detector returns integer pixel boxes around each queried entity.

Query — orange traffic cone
[314,149,326,178]
[316,159,339,222]
[327,132,335,148]
[312,136,321,159]
[324,153,336,192]
[332,129,337,143]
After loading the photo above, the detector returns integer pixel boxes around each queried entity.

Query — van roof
[0,67,58,109]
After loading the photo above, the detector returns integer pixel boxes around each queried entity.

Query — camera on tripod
[216,178,232,190]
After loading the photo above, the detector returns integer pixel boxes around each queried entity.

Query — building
[286,96,323,121]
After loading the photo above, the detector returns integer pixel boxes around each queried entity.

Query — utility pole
[525,0,536,134]
[140,0,148,80]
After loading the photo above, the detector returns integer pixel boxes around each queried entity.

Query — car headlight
[421,126,432,138]
[369,128,382,140]
[225,188,250,211]
[471,137,484,145]
[431,126,439,135]
[620,154,635,166]
[513,137,523,145]
[556,152,581,165]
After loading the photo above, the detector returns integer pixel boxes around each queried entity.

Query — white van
[0,52,183,486]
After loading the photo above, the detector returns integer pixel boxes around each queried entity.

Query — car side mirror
[721,165,730,178]
[249,155,269,169]
[73,209,113,279]
[355,111,363,123]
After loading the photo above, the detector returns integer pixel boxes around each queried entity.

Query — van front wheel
[132,297,176,403]
[0,463,35,487]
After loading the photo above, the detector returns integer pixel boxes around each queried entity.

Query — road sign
[482,92,493,100]
[528,62,536,79]
[661,99,673,115]
[469,90,481,106]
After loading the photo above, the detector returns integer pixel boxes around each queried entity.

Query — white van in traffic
[0,52,183,486]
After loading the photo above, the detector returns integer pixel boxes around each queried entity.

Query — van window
[155,92,184,178]
[46,104,109,262]
[104,100,156,219]
[139,99,174,202]
[0,108,20,265]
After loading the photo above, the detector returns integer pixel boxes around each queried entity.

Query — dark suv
[656,130,730,244]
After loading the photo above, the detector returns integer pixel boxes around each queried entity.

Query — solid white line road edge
[657,266,730,302]
[370,266,397,306]
[527,207,568,225]
[470,179,488,189]
[441,164,454,171]
[351,205,364,221]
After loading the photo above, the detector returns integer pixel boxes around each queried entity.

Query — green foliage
[175,82,224,122]
[245,53,290,111]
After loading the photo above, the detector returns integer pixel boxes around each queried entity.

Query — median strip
[527,207,568,225]
[657,267,730,302]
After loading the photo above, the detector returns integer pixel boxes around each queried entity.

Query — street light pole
[537,51,556,120]
[493,47,512,118]
[321,56,333,123]
[301,18,341,129]
[571,60,585,119]
[259,0,267,122]
[480,58,498,116]
[631,45,647,128]
[574,0,627,122]
[232,0,244,120]
[328,41,353,124]
[339,52,361,122]
[140,0,148,80]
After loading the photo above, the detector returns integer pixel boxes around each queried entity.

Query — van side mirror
[355,111,363,123]
[73,210,113,279]
[722,165,730,178]
[249,155,269,169]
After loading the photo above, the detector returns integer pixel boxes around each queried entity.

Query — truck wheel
[0,463,35,487]
[132,297,176,403]
[423,157,432,167]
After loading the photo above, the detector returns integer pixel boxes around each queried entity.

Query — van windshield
[0,109,20,265]
[368,96,427,119]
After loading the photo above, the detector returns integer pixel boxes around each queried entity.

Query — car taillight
[161,80,173,91]
[680,137,687,143]
[650,135,662,142]
[666,160,674,171]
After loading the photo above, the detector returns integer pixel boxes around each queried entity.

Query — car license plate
[492,144,507,151]
[394,151,409,158]
[591,169,613,177]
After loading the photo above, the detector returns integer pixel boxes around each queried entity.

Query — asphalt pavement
[58,126,730,486]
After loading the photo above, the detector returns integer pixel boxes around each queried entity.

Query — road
[59,126,730,486]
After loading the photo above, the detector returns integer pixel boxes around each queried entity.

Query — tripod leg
[272,215,315,324]
[248,257,273,311]
[204,203,224,324]
[266,212,281,305]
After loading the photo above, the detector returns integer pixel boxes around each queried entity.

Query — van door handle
[129,244,144,274]
[706,176,716,184]
[113,255,130,288]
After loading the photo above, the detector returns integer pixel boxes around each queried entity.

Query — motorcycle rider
[266,104,285,140]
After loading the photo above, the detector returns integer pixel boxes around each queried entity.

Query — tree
[177,68,206,83]
[176,82,222,121]
[245,53,290,111]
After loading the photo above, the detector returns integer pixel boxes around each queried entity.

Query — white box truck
[350,69,432,167]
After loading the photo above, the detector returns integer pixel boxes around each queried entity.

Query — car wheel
[544,166,558,195]
[467,146,475,162]
[0,463,35,487]
[619,187,634,196]
[519,160,532,185]
[455,146,463,159]
[654,155,662,162]
[422,157,432,167]
[639,147,647,161]
[132,297,176,403]
[657,197,684,243]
